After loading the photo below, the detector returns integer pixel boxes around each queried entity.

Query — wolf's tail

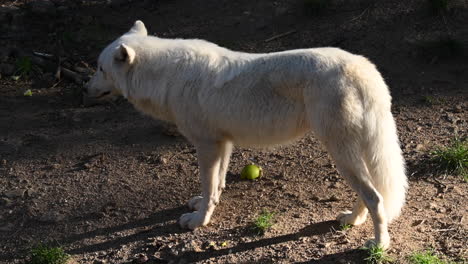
[361,82,408,223]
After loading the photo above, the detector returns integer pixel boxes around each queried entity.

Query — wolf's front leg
[187,141,232,211]
[179,141,222,230]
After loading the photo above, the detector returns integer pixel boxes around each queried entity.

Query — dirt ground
[0,0,467,263]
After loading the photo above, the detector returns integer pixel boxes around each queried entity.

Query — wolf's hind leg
[337,198,368,226]
[325,142,390,249]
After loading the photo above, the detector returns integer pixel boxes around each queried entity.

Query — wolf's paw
[364,238,390,250]
[179,211,207,230]
[187,196,203,211]
[337,210,367,226]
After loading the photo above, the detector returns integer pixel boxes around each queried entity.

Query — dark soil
[0,0,467,263]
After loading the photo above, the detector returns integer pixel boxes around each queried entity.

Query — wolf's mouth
[96,91,111,99]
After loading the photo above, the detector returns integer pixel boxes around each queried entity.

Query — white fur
[87,21,408,249]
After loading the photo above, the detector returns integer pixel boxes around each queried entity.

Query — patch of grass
[252,210,275,235]
[431,138,468,180]
[409,250,463,264]
[29,244,70,264]
[428,0,448,13]
[422,95,439,105]
[339,223,353,231]
[362,245,394,264]
[14,56,33,79]
[409,250,445,264]
[303,0,329,15]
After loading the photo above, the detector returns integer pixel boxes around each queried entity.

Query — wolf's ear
[128,20,147,36]
[114,44,136,64]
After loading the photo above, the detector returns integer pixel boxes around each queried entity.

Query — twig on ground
[265,30,297,42]
[349,6,370,22]
[433,228,457,232]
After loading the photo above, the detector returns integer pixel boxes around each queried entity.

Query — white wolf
[86,21,407,249]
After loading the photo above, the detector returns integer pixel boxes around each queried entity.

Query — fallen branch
[33,51,54,59]
[31,53,86,84]
[61,67,86,84]
[433,228,457,232]
[265,30,297,43]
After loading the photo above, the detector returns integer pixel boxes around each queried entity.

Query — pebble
[415,144,425,151]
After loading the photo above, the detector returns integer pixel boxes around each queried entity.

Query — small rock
[415,144,425,152]
[436,207,446,214]
[453,105,462,113]
[39,212,65,223]
[25,188,37,198]
[328,182,342,189]
[416,226,426,232]
[428,202,438,210]
[4,189,26,198]
[452,186,462,195]
[28,0,56,15]
[318,242,331,248]
[135,254,148,263]
[56,5,69,12]
[412,219,425,226]
[159,156,168,165]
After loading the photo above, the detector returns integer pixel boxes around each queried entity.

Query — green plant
[362,245,394,264]
[14,56,33,79]
[29,244,70,264]
[409,250,445,264]
[409,249,463,264]
[422,95,438,105]
[252,210,275,235]
[303,0,329,15]
[428,0,448,13]
[431,138,468,180]
[339,223,353,231]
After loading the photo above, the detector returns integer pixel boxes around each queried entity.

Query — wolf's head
[84,20,148,99]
